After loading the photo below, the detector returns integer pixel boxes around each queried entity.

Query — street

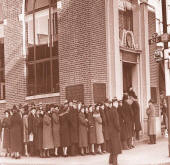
[0,138,169,165]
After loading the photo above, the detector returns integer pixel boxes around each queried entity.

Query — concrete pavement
[0,137,169,165]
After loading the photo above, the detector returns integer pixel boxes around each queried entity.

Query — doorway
[123,62,134,92]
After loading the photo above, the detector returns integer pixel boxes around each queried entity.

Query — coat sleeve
[52,113,59,124]
[79,114,88,126]
[146,108,151,116]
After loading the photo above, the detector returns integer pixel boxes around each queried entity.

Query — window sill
[25,93,60,101]
[0,100,6,104]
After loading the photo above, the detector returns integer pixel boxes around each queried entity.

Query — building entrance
[123,62,134,92]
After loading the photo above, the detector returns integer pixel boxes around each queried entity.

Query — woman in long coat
[2,110,11,156]
[52,106,60,156]
[146,99,157,144]
[87,105,96,154]
[107,99,122,165]
[34,109,43,157]
[99,103,109,152]
[93,105,104,154]
[59,104,70,157]
[22,109,29,156]
[43,109,54,157]
[10,107,23,159]
[78,106,88,155]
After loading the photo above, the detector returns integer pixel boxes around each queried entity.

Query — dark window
[93,83,106,104]
[25,0,57,13]
[151,87,157,104]
[0,40,5,100]
[66,84,84,103]
[26,8,59,96]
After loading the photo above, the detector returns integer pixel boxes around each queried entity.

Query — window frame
[26,0,59,96]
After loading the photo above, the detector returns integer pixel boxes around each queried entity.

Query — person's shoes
[97,151,102,154]
[123,146,130,150]
[91,152,96,155]
[80,153,85,156]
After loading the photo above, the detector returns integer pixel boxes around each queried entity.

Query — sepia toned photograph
[0,0,170,164]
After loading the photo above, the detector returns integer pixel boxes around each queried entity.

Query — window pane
[52,59,59,92]
[36,62,43,94]
[35,14,49,45]
[44,61,51,93]
[27,64,35,96]
[36,44,50,60]
[28,46,34,61]
[52,41,58,56]
[36,61,51,94]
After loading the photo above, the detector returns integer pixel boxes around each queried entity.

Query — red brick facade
[58,0,107,105]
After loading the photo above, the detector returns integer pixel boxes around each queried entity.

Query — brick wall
[148,11,160,114]
[1,0,27,109]
[58,0,107,105]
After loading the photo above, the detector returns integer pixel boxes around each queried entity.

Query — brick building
[0,0,163,136]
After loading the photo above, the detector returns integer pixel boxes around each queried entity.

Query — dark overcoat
[87,112,96,144]
[106,107,121,155]
[34,115,43,151]
[117,105,127,141]
[100,108,109,141]
[2,117,10,149]
[68,108,79,144]
[43,114,54,149]
[52,112,60,147]
[132,101,142,131]
[122,101,134,139]
[78,112,88,147]
[10,112,23,152]
[28,113,36,135]
[60,110,70,147]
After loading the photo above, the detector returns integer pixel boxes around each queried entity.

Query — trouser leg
[113,154,118,165]
[71,144,75,156]
[153,135,156,144]
[109,153,113,164]
[102,142,106,152]
[136,131,140,140]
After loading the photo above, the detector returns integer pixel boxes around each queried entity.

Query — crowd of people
[0,87,144,165]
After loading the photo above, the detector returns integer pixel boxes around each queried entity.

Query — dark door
[123,62,133,92]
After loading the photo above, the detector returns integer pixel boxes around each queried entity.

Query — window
[119,10,133,39]
[25,0,58,13]
[0,38,5,100]
[26,1,59,96]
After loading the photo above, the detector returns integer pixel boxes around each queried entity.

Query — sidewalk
[0,137,169,165]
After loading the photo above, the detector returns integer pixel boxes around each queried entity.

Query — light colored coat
[93,112,104,144]
[23,115,29,143]
[146,104,156,135]
[43,114,54,149]
[78,112,88,147]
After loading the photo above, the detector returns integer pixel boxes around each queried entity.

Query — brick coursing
[1,0,27,109]
[58,0,107,105]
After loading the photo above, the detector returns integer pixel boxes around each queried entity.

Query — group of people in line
[0,86,157,165]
